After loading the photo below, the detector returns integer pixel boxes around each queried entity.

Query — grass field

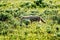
[0,0,60,40]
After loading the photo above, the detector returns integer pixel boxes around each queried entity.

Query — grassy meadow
[0,0,60,40]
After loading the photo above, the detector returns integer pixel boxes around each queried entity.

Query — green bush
[0,3,7,7]
[5,9,12,13]
[46,26,52,34]
[0,13,9,21]
[14,11,26,18]
[57,32,60,37]
[0,12,20,35]
[34,0,43,5]
[0,22,8,35]
[29,10,39,15]
[9,18,20,27]
[21,19,30,26]
[20,2,36,8]
[51,14,60,24]
[23,19,30,25]
[44,10,58,15]
[34,0,48,7]
[57,15,60,24]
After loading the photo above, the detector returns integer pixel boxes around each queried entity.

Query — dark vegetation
[34,0,48,7]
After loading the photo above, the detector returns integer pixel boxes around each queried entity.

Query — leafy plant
[34,0,48,7]
[22,19,30,25]
[44,10,58,15]
[0,13,9,21]
[57,32,60,37]
[0,22,8,35]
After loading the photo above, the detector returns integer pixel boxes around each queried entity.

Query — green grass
[0,0,60,40]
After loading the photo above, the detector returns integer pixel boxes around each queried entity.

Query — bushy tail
[40,17,46,23]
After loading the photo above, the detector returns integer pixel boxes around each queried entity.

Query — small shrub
[23,19,30,25]
[52,14,60,24]
[8,17,20,27]
[0,13,8,21]
[34,0,48,8]
[29,10,39,15]
[0,22,8,35]
[52,15,57,21]
[57,32,60,37]
[5,9,12,13]
[44,10,58,15]
[46,27,52,34]
[20,2,36,8]
[0,3,7,7]
[34,0,43,5]
[20,19,30,26]
[57,15,60,24]
[14,11,26,18]
[20,2,31,8]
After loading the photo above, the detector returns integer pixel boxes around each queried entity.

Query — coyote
[20,16,45,26]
